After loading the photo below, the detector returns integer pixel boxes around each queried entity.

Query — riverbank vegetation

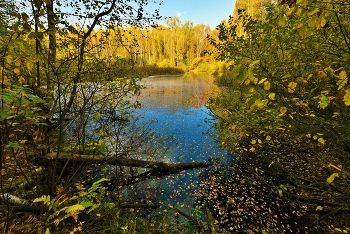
[0,0,212,233]
[3,0,349,233]
[201,0,350,233]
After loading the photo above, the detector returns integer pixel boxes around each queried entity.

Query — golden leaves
[316,16,327,30]
[337,70,348,90]
[339,70,347,80]
[343,89,350,106]
[318,137,325,145]
[287,82,297,93]
[264,81,271,91]
[326,173,339,184]
[13,68,20,75]
[279,107,287,115]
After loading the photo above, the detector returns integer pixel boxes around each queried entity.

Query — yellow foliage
[339,70,347,80]
[279,106,287,115]
[326,173,339,184]
[14,68,20,75]
[316,16,327,30]
[18,76,26,85]
[318,137,325,145]
[329,163,342,171]
[264,81,271,90]
[15,60,21,67]
[343,89,350,106]
[258,78,267,84]
[268,92,275,100]
[296,0,308,7]
[287,82,297,93]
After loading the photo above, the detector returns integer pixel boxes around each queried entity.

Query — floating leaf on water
[326,173,339,184]
[318,137,325,145]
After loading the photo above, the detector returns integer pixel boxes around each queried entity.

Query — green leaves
[318,94,329,109]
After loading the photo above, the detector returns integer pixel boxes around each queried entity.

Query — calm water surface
[135,74,228,204]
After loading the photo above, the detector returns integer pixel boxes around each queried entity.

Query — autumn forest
[1,0,350,233]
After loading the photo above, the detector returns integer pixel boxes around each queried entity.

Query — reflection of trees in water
[137,75,219,108]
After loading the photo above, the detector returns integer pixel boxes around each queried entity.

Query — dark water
[134,74,228,206]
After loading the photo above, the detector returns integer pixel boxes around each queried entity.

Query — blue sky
[155,0,235,29]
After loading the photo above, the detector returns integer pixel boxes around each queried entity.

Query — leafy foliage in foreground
[202,1,350,233]
[0,0,207,233]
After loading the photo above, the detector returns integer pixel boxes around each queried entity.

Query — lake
[134,74,229,207]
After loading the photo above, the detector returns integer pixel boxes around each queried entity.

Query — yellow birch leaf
[316,206,323,211]
[264,81,271,90]
[6,55,12,63]
[266,136,271,141]
[316,16,327,30]
[18,76,25,84]
[296,0,308,7]
[268,93,276,100]
[254,99,264,108]
[15,60,21,67]
[258,78,267,85]
[244,79,250,85]
[287,82,297,93]
[14,68,20,75]
[318,137,325,145]
[251,140,256,145]
[329,163,342,171]
[26,61,33,71]
[280,107,287,115]
[2,76,9,86]
[257,139,262,144]
[278,189,283,197]
[343,89,350,106]
[326,173,339,184]
[339,70,347,80]
[278,16,287,27]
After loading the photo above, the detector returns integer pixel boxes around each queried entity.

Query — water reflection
[137,74,219,108]
[136,74,223,162]
[135,74,228,206]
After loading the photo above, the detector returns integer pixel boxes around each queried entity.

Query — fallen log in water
[35,152,210,172]
[1,152,210,214]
